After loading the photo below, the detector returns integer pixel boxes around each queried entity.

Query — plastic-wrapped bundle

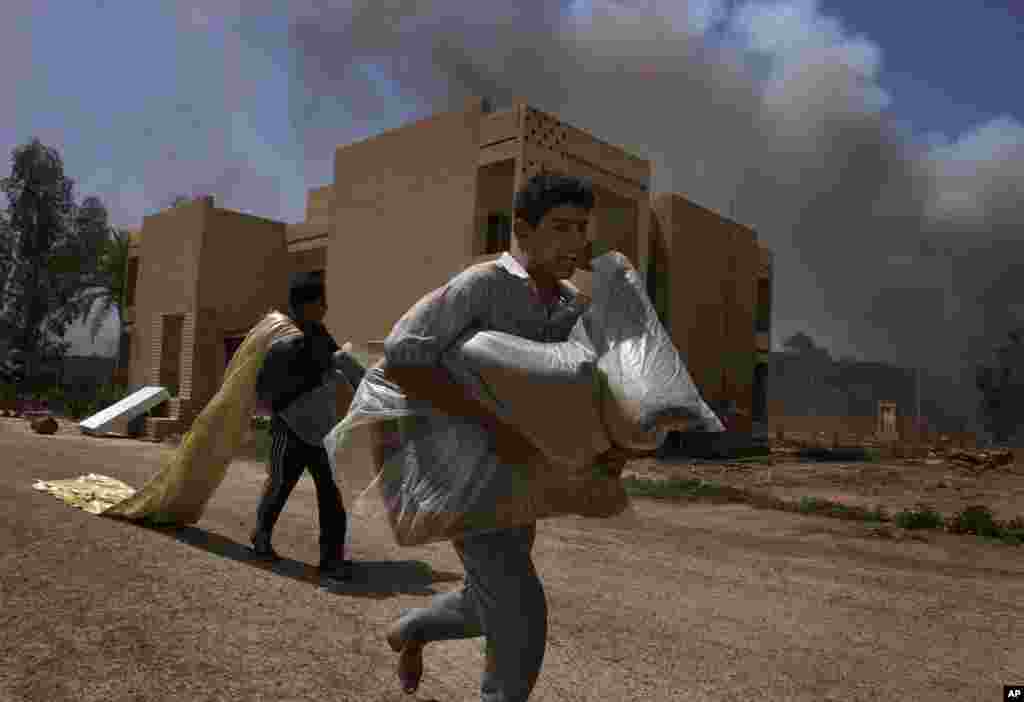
[441,254,723,465]
[278,367,357,448]
[325,251,721,546]
[440,331,608,470]
[325,374,628,547]
[580,251,725,448]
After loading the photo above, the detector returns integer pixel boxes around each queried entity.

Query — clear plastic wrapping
[325,252,721,546]
[582,251,725,449]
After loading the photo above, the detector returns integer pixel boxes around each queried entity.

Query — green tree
[0,139,106,386]
[975,328,1024,443]
[0,206,11,297]
[165,193,198,208]
[74,226,131,368]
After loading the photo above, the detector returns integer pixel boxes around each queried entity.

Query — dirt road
[1,418,1021,701]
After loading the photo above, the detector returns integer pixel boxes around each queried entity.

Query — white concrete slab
[78,386,170,434]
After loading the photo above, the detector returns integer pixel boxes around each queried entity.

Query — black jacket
[256,318,341,415]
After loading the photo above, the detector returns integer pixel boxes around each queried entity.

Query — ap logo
[1007,685,1023,699]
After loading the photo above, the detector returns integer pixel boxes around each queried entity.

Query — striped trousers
[255,415,347,553]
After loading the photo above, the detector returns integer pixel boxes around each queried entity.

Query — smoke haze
[51,1,1024,416]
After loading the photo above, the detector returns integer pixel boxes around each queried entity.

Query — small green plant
[95,383,130,408]
[622,477,745,501]
[64,395,95,420]
[59,383,131,421]
[795,496,887,522]
[894,504,945,530]
[1000,532,1023,546]
[0,383,17,402]
[41,385,65,402]
[731,454,774,465]
[947,505,1001,538]
[798,496,825,514]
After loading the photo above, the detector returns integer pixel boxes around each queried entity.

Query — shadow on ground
[117,520,463,599]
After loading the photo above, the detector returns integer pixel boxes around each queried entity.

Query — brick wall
[130,198,206,392]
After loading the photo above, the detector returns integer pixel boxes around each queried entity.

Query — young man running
[382,174,646,700]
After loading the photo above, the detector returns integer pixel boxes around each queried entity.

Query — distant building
[120,98,773,443]
[768,351,973,440]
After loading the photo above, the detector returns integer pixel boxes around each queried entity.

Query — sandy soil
[2,416,1022,701]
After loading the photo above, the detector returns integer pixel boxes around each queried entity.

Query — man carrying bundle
[380,174,684,700]
[251,271,364,580]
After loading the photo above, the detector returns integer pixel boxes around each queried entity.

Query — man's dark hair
[289,270,326,309]
[513,173,595,229]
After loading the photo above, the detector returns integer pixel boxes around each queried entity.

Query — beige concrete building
[122,98,773,442]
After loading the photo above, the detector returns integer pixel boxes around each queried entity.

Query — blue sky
[817,0,1023,140]
[3,1,1022,372]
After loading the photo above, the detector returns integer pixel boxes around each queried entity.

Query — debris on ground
[945,448,1015,473]
[32,473,137,514]
[29,414,58,435]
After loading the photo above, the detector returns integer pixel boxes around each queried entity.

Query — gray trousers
[395,523,546,702]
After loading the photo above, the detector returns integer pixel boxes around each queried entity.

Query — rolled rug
[100,310,302,525]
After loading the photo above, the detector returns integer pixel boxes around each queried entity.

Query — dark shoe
[318,559,354,581]
[386,621,423,695]
[250,530,279,560]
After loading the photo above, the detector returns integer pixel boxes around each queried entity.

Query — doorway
[159,314,184,397]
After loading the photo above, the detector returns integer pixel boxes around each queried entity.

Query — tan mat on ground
[34,311,302,526]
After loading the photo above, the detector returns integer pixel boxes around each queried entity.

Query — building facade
[122,98,773,443]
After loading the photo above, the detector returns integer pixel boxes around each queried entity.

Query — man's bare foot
[386,622,424,695]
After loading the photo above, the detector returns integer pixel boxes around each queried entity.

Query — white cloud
[730,0,891,115]
[926,115,1024,223]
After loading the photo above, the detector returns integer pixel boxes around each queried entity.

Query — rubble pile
[945,448,1015,473]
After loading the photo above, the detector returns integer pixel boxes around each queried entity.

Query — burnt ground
[1,416,1022,701]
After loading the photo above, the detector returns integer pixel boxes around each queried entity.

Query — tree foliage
[0,138,108,384]
[75,226,131,365]
[166,193,197,208]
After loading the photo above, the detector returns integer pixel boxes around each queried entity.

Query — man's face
[516,204,592,280]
